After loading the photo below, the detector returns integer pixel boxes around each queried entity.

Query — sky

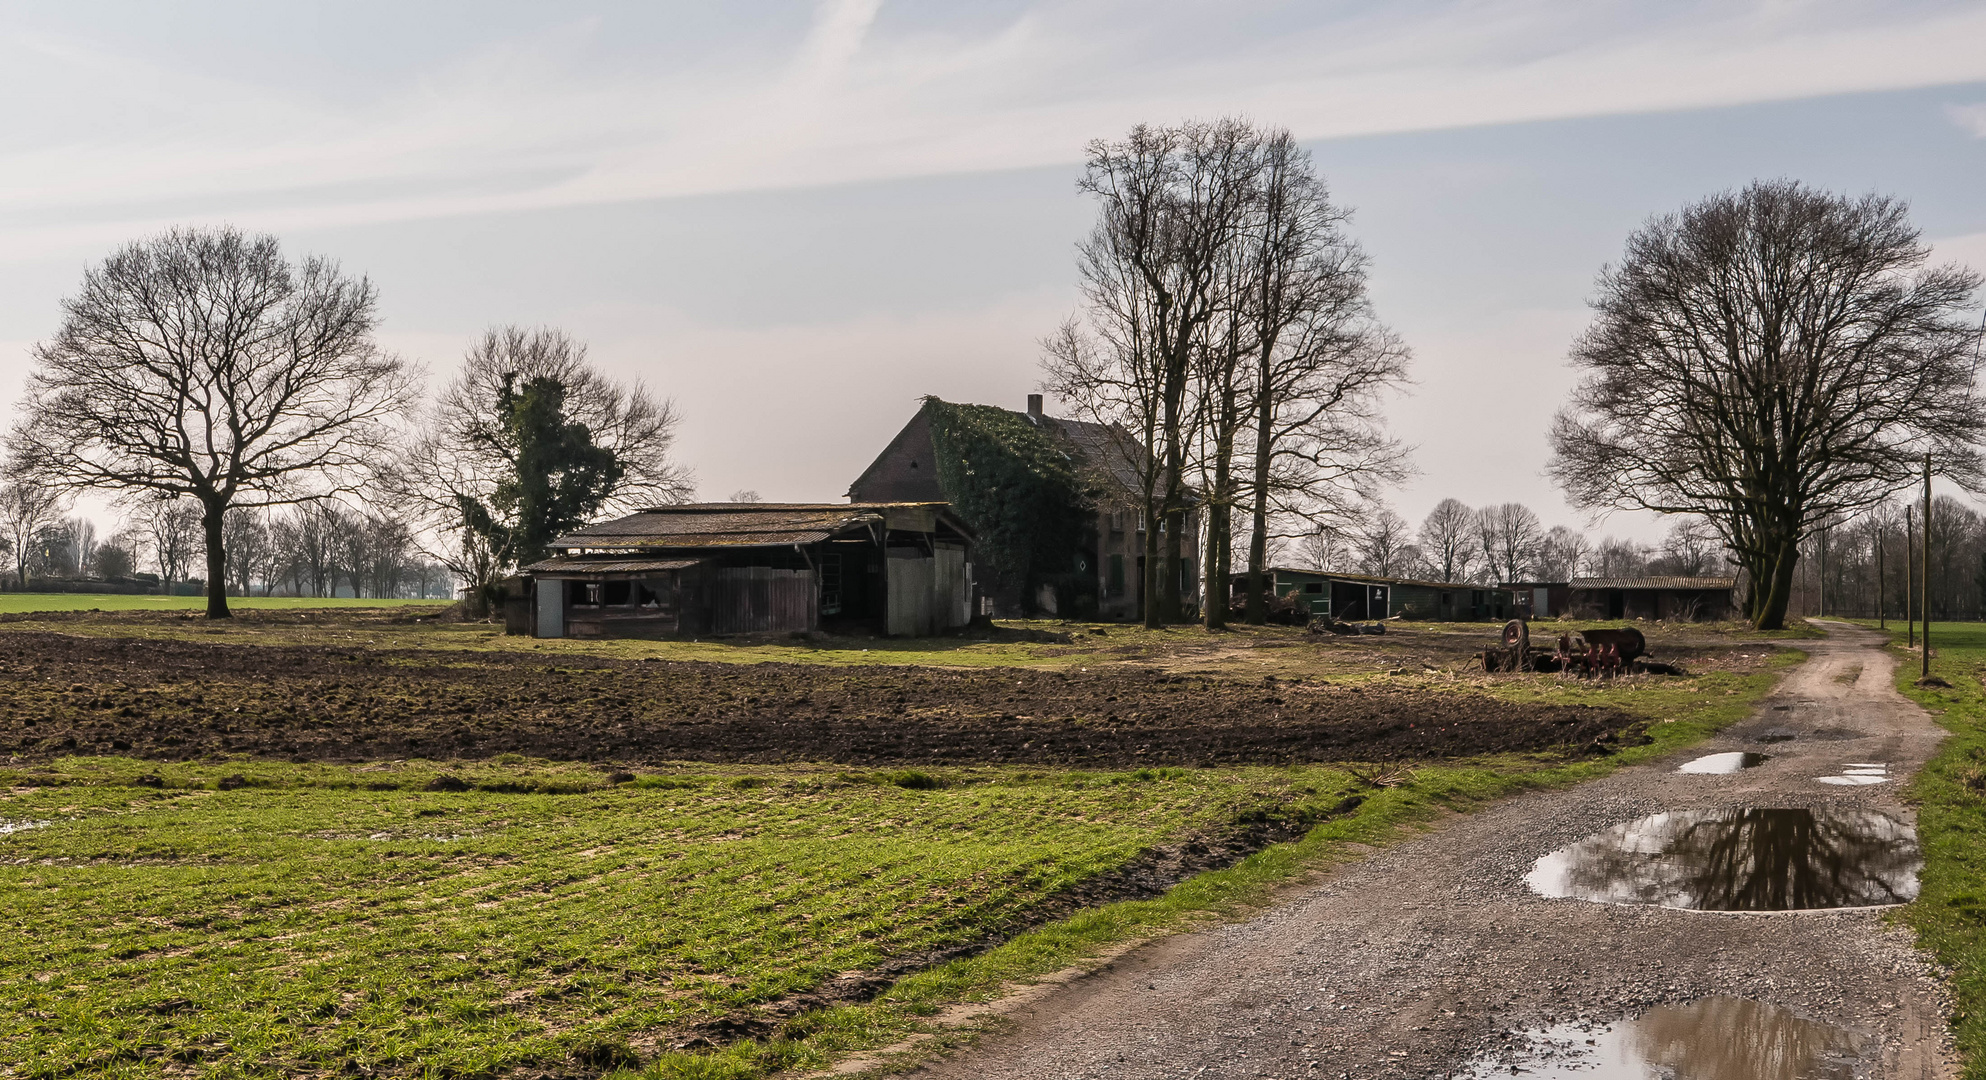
[2,0,1985,544]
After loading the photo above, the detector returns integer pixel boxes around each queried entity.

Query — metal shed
[522,502,976,639]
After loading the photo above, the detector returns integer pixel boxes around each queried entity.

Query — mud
[1460,996,1866,1079]
[0,631,1644,767]
[1525,807,1922,911]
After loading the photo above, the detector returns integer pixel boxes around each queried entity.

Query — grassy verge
[0,647,1794,1079]
[0,595,448,614]
[1889,621,1986,1078]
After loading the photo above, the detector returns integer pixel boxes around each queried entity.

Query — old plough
[1481,619,1681,676]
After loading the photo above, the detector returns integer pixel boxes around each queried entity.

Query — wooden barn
[521,503,976,639]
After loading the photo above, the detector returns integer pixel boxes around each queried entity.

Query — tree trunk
[1162,504,1185,623]
[1204,500,1229,629]
[1142,504,1161,629]
[201,498,232,619]
[1752,540,1799,630]
[1245,358,1272,624]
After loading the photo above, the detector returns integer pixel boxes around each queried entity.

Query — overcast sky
[3,0,1984,542]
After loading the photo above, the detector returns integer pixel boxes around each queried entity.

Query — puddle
[1755,731,1798,744]
[1818,763,1890,787]
[1526,807,1920,910]
[1677,752,1770,774]
[1461,996,1863,1079]
[0,820,52,837]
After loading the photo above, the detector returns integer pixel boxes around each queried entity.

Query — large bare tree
[1044,120,1262,627]
[396,326,692,610]
[1235,132,1409,623]
[1550,181,1985,629]
[1047,121,1407,628]
[8,227,413,617]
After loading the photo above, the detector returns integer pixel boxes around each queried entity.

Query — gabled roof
[520,556,710,574]
[1033,414,1148,496]
[1571,576,1738,591]
[550,502,966,550]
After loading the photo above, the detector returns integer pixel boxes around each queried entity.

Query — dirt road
[907,623,1956,1078]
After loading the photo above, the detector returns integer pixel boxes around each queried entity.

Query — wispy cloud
[1948,102,1986,137]
[2,0,1984,255]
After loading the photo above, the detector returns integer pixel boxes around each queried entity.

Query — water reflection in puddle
[1461,997,1862,1080]
[1677,752,1770,774]
[1527,808,1919,910]
[1818,763,1890,787]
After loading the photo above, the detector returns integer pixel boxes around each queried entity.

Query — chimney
[1026,393,1043,417]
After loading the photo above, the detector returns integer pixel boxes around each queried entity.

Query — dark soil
[0,631,1644,767]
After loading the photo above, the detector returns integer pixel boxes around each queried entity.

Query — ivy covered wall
[921,397,1096,616]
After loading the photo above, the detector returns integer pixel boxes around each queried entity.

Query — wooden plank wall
[710,567,817,634]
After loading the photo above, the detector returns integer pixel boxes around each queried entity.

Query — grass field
[0,594,449,614]
[1891,621,1986,1078]
[0,633,1796,1080]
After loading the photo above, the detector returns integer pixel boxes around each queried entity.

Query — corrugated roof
[552,504,879,549]
[520,556,710,574]
[550,502,961,550]
[1571,576,1738,591]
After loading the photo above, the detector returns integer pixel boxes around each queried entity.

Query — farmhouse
[521,502,976,639]
[851,394,1200,621]
[1232,568,1518,621]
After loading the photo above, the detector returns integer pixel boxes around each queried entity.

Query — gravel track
[905,623,1955,1079]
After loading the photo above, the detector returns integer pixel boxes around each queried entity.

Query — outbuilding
[521,502,976,639]
[1229,568,1515,621]
[1566,576,1738,621]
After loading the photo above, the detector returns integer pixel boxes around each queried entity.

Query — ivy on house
[922,397,1096,616]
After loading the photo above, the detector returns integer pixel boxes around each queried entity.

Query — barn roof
[520,556,711,574]
[1570,576,1738,591]
[549,502,965,550]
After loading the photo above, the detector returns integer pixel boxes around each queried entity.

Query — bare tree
[396,326,691,611]
[1238,132,1410,623]
[223,509,274,596]
[144,499,201,595]
[1355,508,1412,577]
[8,227,414,618]
[1294,523,1356,573]
[1534,524,1592,581]
[1417,499,1475,582]
[1591,536,1650,578]
[1549,180,1986,629]
[1044,120,1262,628]
[0,463,66,588]
[1475,502,1543,585]
[1653,516,1722,577]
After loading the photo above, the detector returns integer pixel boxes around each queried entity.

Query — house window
[1302,582,1323,594]
[603,580,631,606]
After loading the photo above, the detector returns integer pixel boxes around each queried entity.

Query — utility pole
[1906,504,1915,648]
[1923,452,1933,680]
[1876,515,1885,628]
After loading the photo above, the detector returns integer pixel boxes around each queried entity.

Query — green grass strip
[1891,621,1986,1079]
